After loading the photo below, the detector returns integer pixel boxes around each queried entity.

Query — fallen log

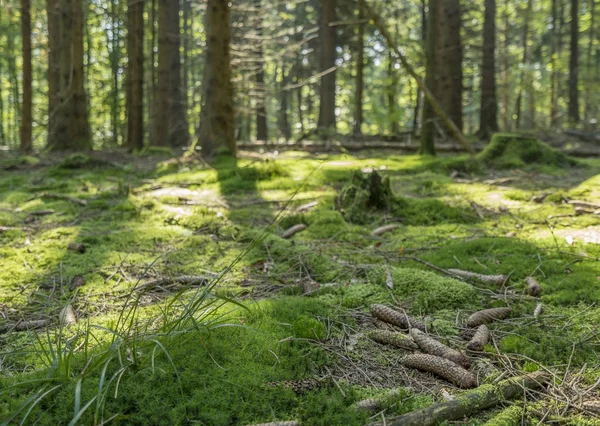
[368,371,549,426]
[0,319,49,334]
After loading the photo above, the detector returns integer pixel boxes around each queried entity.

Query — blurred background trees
[0,0,597,154]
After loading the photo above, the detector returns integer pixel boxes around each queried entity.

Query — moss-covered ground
[1,147,600,425]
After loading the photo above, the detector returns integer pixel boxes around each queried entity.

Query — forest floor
[1,143,600,425]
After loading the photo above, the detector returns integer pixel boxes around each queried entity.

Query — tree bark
[583,0,594,124]
[193,0,235,157]
[550,0,559,127]
[168,0,190,147]
[388,49,399,135]
[150,0,170,146]
[420,0,439,155]
[369,372,549,426]
[365,1,473,155]
[109,0,120,146]
[438,0,463,132]
[20,0,33,153]
[279,64,292,140]
[353,0,365,136]
[515,0,532,129]
[412,0,427,136]
[127,0,145,151]
[317,0,336,137]
[48,0,92,150]
[478,0,499,139]
[254,0,268,141]
[568,0,580,124]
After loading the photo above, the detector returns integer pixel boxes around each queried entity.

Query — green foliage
[478,134,576,169]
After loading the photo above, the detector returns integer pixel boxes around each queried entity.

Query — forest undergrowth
[1,145,600,425]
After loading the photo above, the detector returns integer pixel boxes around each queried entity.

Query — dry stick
[363,2,475,155]
[368,372,550,426]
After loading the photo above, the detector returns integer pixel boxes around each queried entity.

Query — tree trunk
[147,0,157,130]
[502,0,510,130]
[420,0,439,155]
[478,0,499,139]
[109,0,120,146]
[412,0,427,136]
[279,64,292,140]
[317,0,336,137]
[388,49,399,135]
[438,0,463,132]
[168,0,190,147]
[194,0,235,157]
[182,0,190,119]
[127,0,145,151]
[48,0,92,150]
[583,0,595,125]
[150,0,170,146]
[353,0,365,136]
[20,0,33,153]
[515,0,532,129]
[254,0,268,141]
[550,0,559,127]
[568,0,580,124]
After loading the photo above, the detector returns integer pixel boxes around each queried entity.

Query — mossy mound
[336,170,394,224]
[478,133,576,169]
[367,267,480,313]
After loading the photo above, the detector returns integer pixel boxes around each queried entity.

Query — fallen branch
[0,319,49,334]
[448,269,508,286]
[40,192,87,206]
[136,275,212,292]
[369,371,549,426]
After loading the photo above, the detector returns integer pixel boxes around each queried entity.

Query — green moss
[483,405,524,426]
[292,316,327,340]
[478,133,576,169]
[367,267,480,313]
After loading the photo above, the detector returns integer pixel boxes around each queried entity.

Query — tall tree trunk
[550,0,559,127]
[421,0,463,153]
[353,0,365,136]
[194,0,235,157]
[127,0,145,151]
[151,0,170,146]
[20,0,33,153]
[438,0,463,132]
[412,0,427,136]
[182,0,190,119]
[254,0,268,141]
[168,0,190,147]
[584,0,595,124]
[420,0,438,155]
[478,0,499,139]
[147,0,157,131]
[48,0,92,150]
[388,50,399,134]
[568,0,580,124]
[7,8,19,146]
[110,0,120,146]
[515,0,532,129]
[279,64,292,140]
[317,0,336,137]
[47,0,60,145]
[502,0,510,130]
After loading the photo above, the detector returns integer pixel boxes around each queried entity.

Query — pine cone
[410,329,470,368]
[368,329,418,350]
[466,307,512,328]
[466,324,490,351]
[353,398,380,412]
[370,304,426,331]
[525,277,542,297]
[401,353,477,389]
